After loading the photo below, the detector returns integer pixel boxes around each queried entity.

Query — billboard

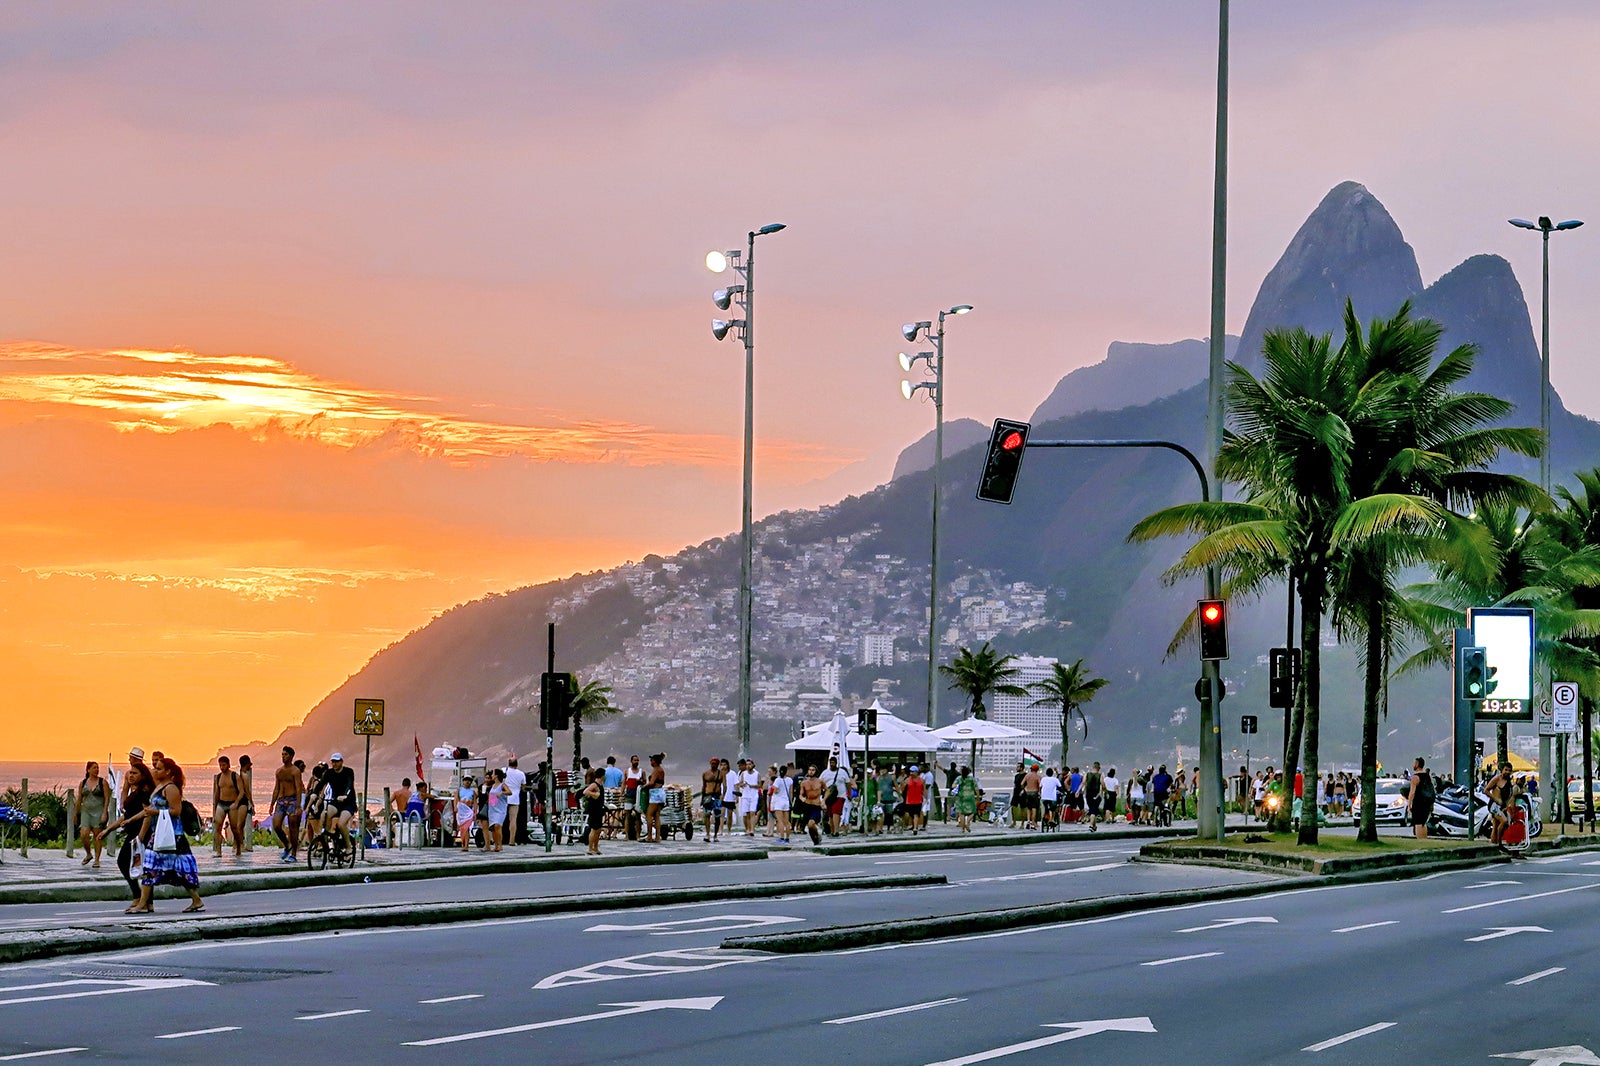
[1468,607,1535,722]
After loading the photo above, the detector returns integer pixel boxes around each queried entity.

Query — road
[3,844,1598,1063]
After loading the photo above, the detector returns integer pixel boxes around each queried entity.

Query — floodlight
[756,223,786,235]
[713,285,744,311]
[898,352,915,372]
[901,380,915,400]
[902,321,930,343]
[1557,219,1585,231]
[1508,219,1538,230]
[706,250,729,273]
[949,304,973,315]
[713,319,741,341]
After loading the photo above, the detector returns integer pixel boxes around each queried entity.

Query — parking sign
[1552,681,1579,734]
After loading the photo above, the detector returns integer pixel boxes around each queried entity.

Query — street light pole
[1201,0,1229,842]
[901,306,971,730]
[1509,214,1583,821]
[709,223,787,763]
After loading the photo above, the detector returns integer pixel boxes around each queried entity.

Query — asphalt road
[4,847,1598,1063]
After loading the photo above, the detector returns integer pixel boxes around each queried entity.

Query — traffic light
[540,671,573,731]
[857,704,878,736]
[976,418,1030,504]
[1198,599,1228,661]
[1458,646,1488,701]
[1268,647,1299,708]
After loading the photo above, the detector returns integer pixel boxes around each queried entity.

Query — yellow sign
[353,698,385,736]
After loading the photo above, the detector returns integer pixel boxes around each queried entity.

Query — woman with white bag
[126,756,204,915]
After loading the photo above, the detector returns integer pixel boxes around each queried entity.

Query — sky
[6,1,1600,763]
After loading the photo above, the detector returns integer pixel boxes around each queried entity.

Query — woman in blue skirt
[126,756,204,915]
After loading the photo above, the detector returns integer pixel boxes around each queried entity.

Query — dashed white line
[154,1027,240,1040]
[1302,1021,1396,1052]
[296,1009,369,1021]
[0,1051,88,1062]
[422,994,483,1005]
[1140,952,1222,967]
[1332,921,1398,934]
[1507,967,1565,986]
[823,997,967,1025]
[1443,881,1600,913]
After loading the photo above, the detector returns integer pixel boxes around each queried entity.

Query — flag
[414,734,426,782]
[1022,747,1043,768]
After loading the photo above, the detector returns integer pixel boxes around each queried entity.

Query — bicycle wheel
[306,835,330,871]
[343,834,360,867]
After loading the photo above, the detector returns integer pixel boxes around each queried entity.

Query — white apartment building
[862,633,895,667]
[982,654,1059,770]
[820,661,842,696]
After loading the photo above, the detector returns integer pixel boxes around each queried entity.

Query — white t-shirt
[504,766,526,802]
[1041,776,1060,802]
[821,768,844,791]
[722,772,739,803]
[1104,774,1119,795]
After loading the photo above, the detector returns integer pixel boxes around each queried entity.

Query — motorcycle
[1429,785,1542,840]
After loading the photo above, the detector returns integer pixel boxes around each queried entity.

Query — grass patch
[1157,832,1473,858]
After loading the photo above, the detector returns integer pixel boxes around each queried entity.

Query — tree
[568,677,620,771]
[938,642,1027,720]
[1029,659,1108,755]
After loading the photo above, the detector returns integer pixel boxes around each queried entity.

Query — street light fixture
[707,223,786,762]
[1508,212,1584,823]
[899,304,972,730]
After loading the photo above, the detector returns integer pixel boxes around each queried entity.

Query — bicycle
[306,825,358,870]
[1153,800,1173,828]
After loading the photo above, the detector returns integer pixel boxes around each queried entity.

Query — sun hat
[129,747,146,760]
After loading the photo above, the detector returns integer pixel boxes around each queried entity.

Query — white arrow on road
[1491,1045,1600,1066]
[402,996,722,1046]
[1466,926,1550,942]
[1467,880,1523,889]
[924,1018,1156,1065]
[583,914,802,936]
[1175,916,1278,934]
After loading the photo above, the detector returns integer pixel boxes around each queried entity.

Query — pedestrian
[876,764,896,832]
[473,772,491,848]
[212,755,248,858]
[821,756,847,835]
[645,753,667,843]
[795,764,825,845]
[236,755,256,852]
[1019,764,1041,830]
[486,768,511,852]
[903,765,926,835]
[944,762,959,823]
[1009,762,1025,827]
[736,758,759,837]
[1040,767,1060,830]
[126,756,204,915]
[120,747,149,814]
[920,764,936,830]
[1084,762,1104,831]
[1173,766,1190,819]
[1103,767,1119,821]
[100,761,153,899]
[1407,757,1434,840]
[75,761,112,867]
[769,764,793,842]
[719,758,738,839]
[582,768,605,855]
[454,775,477,852]
[1128,771,1145,824]
[700,757,725,842]
[956,765,977,832]
[624,754,644,840]
[271,747,303,861]
[504,758,527,845]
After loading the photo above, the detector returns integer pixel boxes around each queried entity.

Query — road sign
[1553,681,1579,734]
[1537,697,1557,737]
[1240,715,1258,735]
[353,698,385,736]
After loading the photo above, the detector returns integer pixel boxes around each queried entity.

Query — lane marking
[1333,921,1398,933]
[584,914,803,935]
[1507,967,1565,986]
[0,1051,88,1062]
[955,863,1122,885]
[422,995,483,1004]
[1175,917,1276,934]
[534,947,771,990]
[403,996,722,1047]
[1466,881,1522,889]
[154,1027,240,1040]
[1302,1021,1396,1052]
[0,978,213,1008]
[1465,927,1550,942]
[296,1009,369,1021]
[1444,881,1600,913]
[874,858,941,865]
[1140,952,1222,967]
[924,1017,1156,1065]
[824,997,966,1025]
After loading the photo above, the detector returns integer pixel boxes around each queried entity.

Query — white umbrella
[829,709,852,779]
[931,716,1031,770]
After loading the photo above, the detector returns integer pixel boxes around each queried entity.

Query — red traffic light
[1202,603,1222,623]
[1000,430,1024,451]
[1197,598,1228,661]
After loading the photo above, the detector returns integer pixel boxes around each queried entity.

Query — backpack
[180,800,203,836]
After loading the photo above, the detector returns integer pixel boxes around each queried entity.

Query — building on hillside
[983,655,1058,770]
[820,661,841,696]
[862,633,894,667]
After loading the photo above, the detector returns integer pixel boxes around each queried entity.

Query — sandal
[82,855,92,865]
[124,905,151,914]
[182,903,205,913]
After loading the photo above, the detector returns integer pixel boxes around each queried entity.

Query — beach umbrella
[931,716,1031,770]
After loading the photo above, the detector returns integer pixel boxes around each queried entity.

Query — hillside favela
[4,4,1600,1064]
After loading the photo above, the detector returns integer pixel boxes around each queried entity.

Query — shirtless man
[1019,764,1042,830]
[796,764,826,845]
[271,746,304,862]
[212,755,248,857]
[700,757,725,842]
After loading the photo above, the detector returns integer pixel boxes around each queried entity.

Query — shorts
[701,796,721,814]
[828,797,845,816]
[648,788,665,806]
[330,801,357,817]
[794,802,821,824]
[1043,800,1059,818]
[1021,791,1039,811]
[273,798,300,819]
[1409,800,1432,827]
[738,795,758,816]
[770,797,791,813]
[1087,796,1102,815]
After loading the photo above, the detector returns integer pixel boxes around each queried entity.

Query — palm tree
[939,642,1028,720]
[567,677,619,771]
[1029,659,1108,755]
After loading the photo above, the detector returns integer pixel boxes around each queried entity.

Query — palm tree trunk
[1297,573,1324,846]
[1357,593,1382,843]
[572,708,583,772]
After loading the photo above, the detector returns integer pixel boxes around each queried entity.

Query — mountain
[1030,337,1236,425]
[230,181,1599,776]
[891,418,988,480]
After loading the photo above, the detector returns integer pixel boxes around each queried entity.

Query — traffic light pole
[545,621,556,855]
[1026,437,1224,840]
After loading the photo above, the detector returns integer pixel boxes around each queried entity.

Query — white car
[1373,778,1410,825]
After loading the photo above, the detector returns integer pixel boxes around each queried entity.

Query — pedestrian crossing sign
[353,698,385,736]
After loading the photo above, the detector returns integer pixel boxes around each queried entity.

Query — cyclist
[1151,764,1173,825]
[324,753,359,854]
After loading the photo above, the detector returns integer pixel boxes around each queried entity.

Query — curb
[719,851,1524,955]
[0,847,768,906]
[0,871,944,965]
[810,826,1185,856]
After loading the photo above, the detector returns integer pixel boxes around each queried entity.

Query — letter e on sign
[353,698,385,737]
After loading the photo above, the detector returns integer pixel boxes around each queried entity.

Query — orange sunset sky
[8,2,1600,762]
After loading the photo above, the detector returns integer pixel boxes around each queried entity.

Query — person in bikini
[212,756,248,858]
[271,746,304,862]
